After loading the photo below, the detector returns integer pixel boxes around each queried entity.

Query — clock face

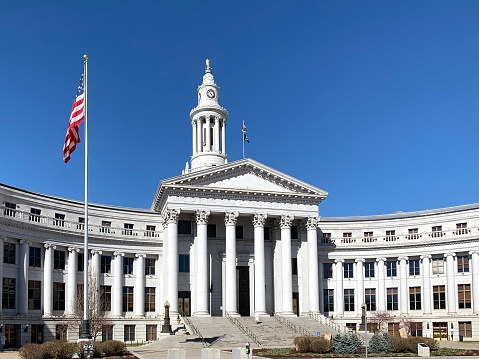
[207,89,215,98]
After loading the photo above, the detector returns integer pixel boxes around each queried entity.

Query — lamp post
[161,300,173,335]
[361,303,368,359]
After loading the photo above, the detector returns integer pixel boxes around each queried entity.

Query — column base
[192,311,211,317]
[254,311,268,317]
[281,311,297,317]
[225,311,240,317]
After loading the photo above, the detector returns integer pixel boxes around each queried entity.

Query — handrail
[273,314,313,337]
[226,315,261,345]
[308,312,348,334]
[182,316,207,347]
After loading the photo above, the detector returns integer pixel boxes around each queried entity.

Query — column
[91,249,102,306]
[355,259,364,316]
[470,251,479,313]
[253,213,267,316]
[205,116,211,150]
[0,236,4,312]
[197,117,203,153]
[18,240,29,315]
[306,217,320,313]
[335,259,344,316]
[134,253,146,316]
[221,120,226,154]
[280,215,294,316]
[66,247,79,316]
[399,256,409,315]
[225,211,239,316]
[194,210,209,316]
[112,252,124,316]
[376,258,386,311]
[192,119,197,156]
[445,252,457,314]
[421,254,432,315]
[165,209,180,316]
[214,117,220,152]
[43,244,55,317]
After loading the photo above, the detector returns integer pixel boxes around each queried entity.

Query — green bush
[309,337,330,354]
[19,343,45,359]
[368,332,390,353]
[330,333,362,354]
[41,340,78,359]
[389,336,437,353]
[97,340,127,356]
[294,336,311,353]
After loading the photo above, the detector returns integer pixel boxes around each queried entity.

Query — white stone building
[1,63,478,346]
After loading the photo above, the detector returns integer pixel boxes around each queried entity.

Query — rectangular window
[342,232,353,244]
[54,250,66,270]
[29,247,41,267]
[123,286,134,312]
[344,262,354,279]
[408,228,419,240]
[31,324,44,344]
[4,202,16,217]
[123,223,134,236]
[124,325,135,341]
[386,260,397,277]
[292,258,298,275]
[432,225,443,237]
[77,217,85,230]
[102,325,113,341]
[145,258,156,275]
[4,242,15,265]
[323,289,334,312]
[363,231,375,243]
[146,325,157,341]
[386,230,396,241]
[409,287,421,310]
[207,224,216,238]
[179,254,190,272]
[100,285,112,311]
[388,323,400,337]
[433,285,446,309]
[236,225,244,239]
[54,213,65,227]
[409,259,420,276]
[365,261,375,278]
[432,258,444,275]
[322,232,332,244]
[458,284,472,309]
[100,221,112,233]
[2,278,16,309]
[291,226,299,240]
[55,324,68,340]
[101,255,112,274]
[387,288,398,311]
[28,280,41,310]
[145,225,156,237]
[123,257,133,275]
[53,282,65,310]
[344,289,355,311]
[77,252,84,272]
[457,255,470,273]
[178,220,192,235]
[323,263,333,279]
[145,287,155,312]
[459,322,472,338]
[456,222,468,235]
[410,322,423,337]
[365,288,376,311]
[29,208,41,222]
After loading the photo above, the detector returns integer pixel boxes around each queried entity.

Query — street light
[361,303,368,359]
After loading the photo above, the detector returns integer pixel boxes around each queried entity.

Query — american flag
[242,123,249,143]
[63,70,85,163]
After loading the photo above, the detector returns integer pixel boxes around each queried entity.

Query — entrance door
[5,324,19,348]
[433,322,448,341]
[237,266,250,316]
[293,292,299,316]
[178,291,191,316]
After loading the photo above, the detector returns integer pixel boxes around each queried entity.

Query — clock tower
[187,59,229,173]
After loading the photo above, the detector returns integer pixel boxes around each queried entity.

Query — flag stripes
[63,70,85,163]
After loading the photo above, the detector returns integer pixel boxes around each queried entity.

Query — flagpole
[80,54,92,340]
[242,120,245,159]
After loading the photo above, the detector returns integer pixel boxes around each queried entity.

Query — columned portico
[43,243,55,317]
[280,215,295,316]
[112,251,124,316]
[421,254,432,314]
[355,259,364,315]
[335,259,344,316]
[376,258,386,311]
[66,247,79,316]
[165,209,180,316]
[135,253,146,316]
[306,217,320,313]
[399,256,409,315]
[225,211,239,316]
[18,240,29,315]
[194,209,210,316]
[445,252,457,314]
[254,213,267,316]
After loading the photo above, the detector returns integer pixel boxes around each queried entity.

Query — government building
[1,62,478,347]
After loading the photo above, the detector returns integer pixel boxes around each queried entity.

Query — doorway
[237,266,250,316]
[293,292,299,316]
[433,322,448,341]
[178,291,191,316]
[5,324,19,348]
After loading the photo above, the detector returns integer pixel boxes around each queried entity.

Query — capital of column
[163,209,180,224]
[19,239,31,246]
[469,251,479,256]
[376,257,387,263]
[68,247,80,253]
[44,243,56,250]
[355,258,365,263]
[334,259,344,264]
[306,216,319,230]
[195,209,210,224]
[398,256,409,262]
[113,252,125,258]
[0,235,6,241]
[420,254,432,261]
[91,249,103,255]
[280,214,294,229]
[444,252,456,259]
[224,211,239,226]
[135,253,146,259]
[253,213,268,227]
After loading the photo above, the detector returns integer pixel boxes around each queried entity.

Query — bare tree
[369,310,394,332]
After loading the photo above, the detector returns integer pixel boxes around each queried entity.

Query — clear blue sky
[1,1,479,217]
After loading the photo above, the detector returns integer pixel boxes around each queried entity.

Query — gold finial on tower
[83,54,88,60]
[205,58,211,71]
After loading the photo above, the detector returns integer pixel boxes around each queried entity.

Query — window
[145,287,155,312]
[292,258,298,275]
[458,284,472,309]
[323,263,333,279]
[433,285,446,309]
[31,324,44,344]
[77,217,85,230]
[145,258,156,275]
[123,286,134,312]
[123,257,133,275]
[102,325,113,341]
[178,220,192,235]
[387,288,398,311]
[432,258,444,275]
[456,223,468,235]
[291,226,299,240]
[365,262,375,278]
[409,287,421,310]
[457,255,470,273]
[386,260,397,277]
[322,232,332,244]
[344,289,355,311]
[54,250,66,270]
[342,232,353,243]
[101,255,112,273]
[28,280,41,310]
[344,262,354,278]
[409,259,420,276]
[363,231,375,243]
[388,323,400,337]
[54,213,65,227]
[4,242,15,264]
[207,224,216,238]
[146,325,157,341]
[365,288,376,311]
[55,324,67,340]
[123,223,134,236]
[124,325,135,341]
[409,322,423,337]
[100,286,112,311]
[459,322,472,338]
[145,225,156,237]
[386,230,396,241]
[29,208,41,222]
[323,289,334,312]
[408,228,419,240]
[29,247,41,267]
[179,254,190,272]
[53,283,65,310]
[100,221,112,233]
[4,202,16,217]
[236,225,244,239]
[431,225,443,237]
[2,278,15,309]
[77,252,84,272]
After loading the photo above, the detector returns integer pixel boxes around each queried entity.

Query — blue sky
[1,1,479,217]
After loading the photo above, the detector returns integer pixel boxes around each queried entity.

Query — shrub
[368,332,390,353]
[389,336,437,353]
[330,333,362,354]
[294,336,311,353]
[19,343,45,359]
[98,340,127,357]
[42,340,78,359]
[309,337,330,354]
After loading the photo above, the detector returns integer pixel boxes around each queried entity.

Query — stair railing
[183,316,207,346]
[308,312,349,334]
[273,314,313,337]
[226,314,262,346]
